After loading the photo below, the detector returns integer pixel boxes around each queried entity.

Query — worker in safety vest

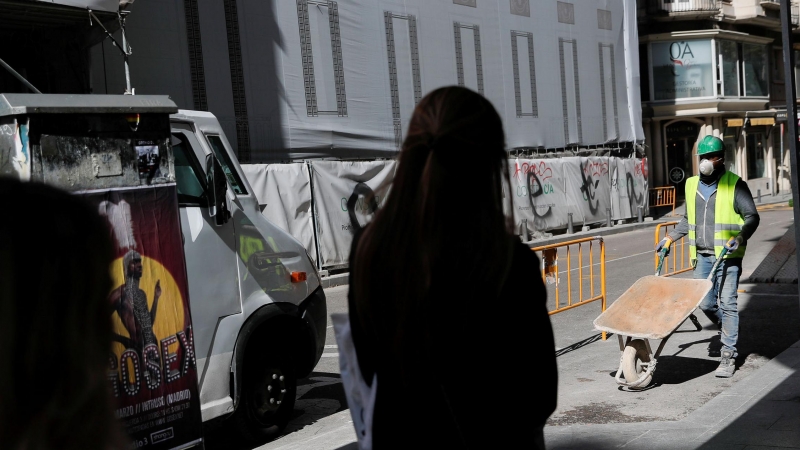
[655,135,760,378]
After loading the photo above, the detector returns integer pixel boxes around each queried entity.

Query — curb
[524,218,669,248]
[318,195,794,290]
[320,219,671,289]
[320,273,348,289]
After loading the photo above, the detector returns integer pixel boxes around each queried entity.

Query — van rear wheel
[233,350,297,443]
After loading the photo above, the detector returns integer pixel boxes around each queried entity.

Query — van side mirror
[205,154,230,225]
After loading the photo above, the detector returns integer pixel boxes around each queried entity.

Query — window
[715,40,769,98]
[559,37,582,144]
[746,131,766,179]
[172,132,207,206]
[205,135,248,195]
[384,11,422,148]
[742,43,768,97]
[772,47,785,83]
[297,0,347,117]
[718,40,739,97]
[599,43,619,140]
[454,22,484,94]
[511,30,537,118]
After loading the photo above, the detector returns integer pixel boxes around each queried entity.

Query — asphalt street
[206,205,798,450]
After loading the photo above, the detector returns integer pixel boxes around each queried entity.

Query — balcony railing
[647,0,719,14]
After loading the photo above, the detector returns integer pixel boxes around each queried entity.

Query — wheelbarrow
[593,240,731,390]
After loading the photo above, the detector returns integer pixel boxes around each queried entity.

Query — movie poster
[82,185,203,450]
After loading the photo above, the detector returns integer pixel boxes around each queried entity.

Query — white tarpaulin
[109,0,644,160]
[311,160,396,268]
[626,157,649,217]
[244,156,645,268]
[240,163,318,264]
[510,158,569,232]
[562,157,612,226]
[268,0,642,159]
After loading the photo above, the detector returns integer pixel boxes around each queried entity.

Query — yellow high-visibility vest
[685,172,746,261]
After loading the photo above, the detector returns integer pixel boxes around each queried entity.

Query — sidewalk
[546,195,800,450]
[545,337,800,449]
[278,197,800,450]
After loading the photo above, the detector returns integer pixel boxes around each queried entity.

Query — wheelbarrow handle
[705,238,734,281]
[656,237,733,278]
[655,243,671,276]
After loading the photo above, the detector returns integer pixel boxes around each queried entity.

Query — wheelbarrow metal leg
[643,339,653,356]
[689,313,702,331]
[653,335,670,359]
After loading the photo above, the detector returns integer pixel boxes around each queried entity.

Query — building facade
[639,0,799,198]
[88,0,644,162]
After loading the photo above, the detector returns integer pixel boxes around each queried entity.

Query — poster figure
[88,186,202,450]
[109,249,161,368]
[136,141,161,179]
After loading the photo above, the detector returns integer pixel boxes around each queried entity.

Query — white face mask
[699,158,715,176]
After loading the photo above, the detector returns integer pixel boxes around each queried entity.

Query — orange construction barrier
[532,236,607,339]
[649,187,676,217]
[654,222,693,277]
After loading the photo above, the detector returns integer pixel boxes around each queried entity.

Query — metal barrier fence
[654,222,693,277]
[649,186,676,217]
[532,236,607,340]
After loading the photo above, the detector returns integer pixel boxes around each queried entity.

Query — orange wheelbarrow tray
[593,245,729,390]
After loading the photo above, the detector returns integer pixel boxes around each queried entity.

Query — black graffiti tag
[527,171,552,219]
[579,163,600,214]
[626,172,644,213]
[346,182,379,234]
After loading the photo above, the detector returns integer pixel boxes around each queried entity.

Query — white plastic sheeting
[244,156,647,269]
[239,163,318,264]
[509,156,647,234]
[309,160,396,267]
[270,0,643,159]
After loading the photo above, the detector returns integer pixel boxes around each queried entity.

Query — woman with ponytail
[347,86,557,449]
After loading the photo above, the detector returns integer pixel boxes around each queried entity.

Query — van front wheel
[233,350,297,443]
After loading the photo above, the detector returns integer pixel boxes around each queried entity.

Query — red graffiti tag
[634,158,648,178]
[513,161,553,181]
[582,161,608,178]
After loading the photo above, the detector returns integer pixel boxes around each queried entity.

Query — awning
[0,0,121,33]
[726,118,744,127]
[32,0,120,13]
[749,117,775,126]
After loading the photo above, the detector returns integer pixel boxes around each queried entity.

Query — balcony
[733,0,800,29]
[647,0,720,17]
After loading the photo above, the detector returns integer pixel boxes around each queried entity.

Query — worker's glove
[724,236,744,252]
[655,237,672,256]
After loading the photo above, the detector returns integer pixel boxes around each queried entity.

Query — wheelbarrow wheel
[622,339,652,388]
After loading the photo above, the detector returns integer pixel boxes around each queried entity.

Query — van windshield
[205,135,247,195]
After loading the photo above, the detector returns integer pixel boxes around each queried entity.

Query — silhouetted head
[351,86,516,377]
[395,85,511,232]
[0,177,127,450]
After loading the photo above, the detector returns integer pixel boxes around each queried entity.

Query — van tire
[232,348,297,443]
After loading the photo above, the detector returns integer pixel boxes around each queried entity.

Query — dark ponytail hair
[351,86,515,378]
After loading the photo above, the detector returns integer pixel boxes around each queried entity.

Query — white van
[170,110,327,440]
[0,94,323,443]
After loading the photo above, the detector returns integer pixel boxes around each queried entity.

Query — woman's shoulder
[510,238,541,270]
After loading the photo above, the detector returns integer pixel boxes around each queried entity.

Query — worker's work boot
[715,350,736,378]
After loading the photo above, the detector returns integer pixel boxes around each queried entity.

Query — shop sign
[669,167,685,184]
[651,40,713,101]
